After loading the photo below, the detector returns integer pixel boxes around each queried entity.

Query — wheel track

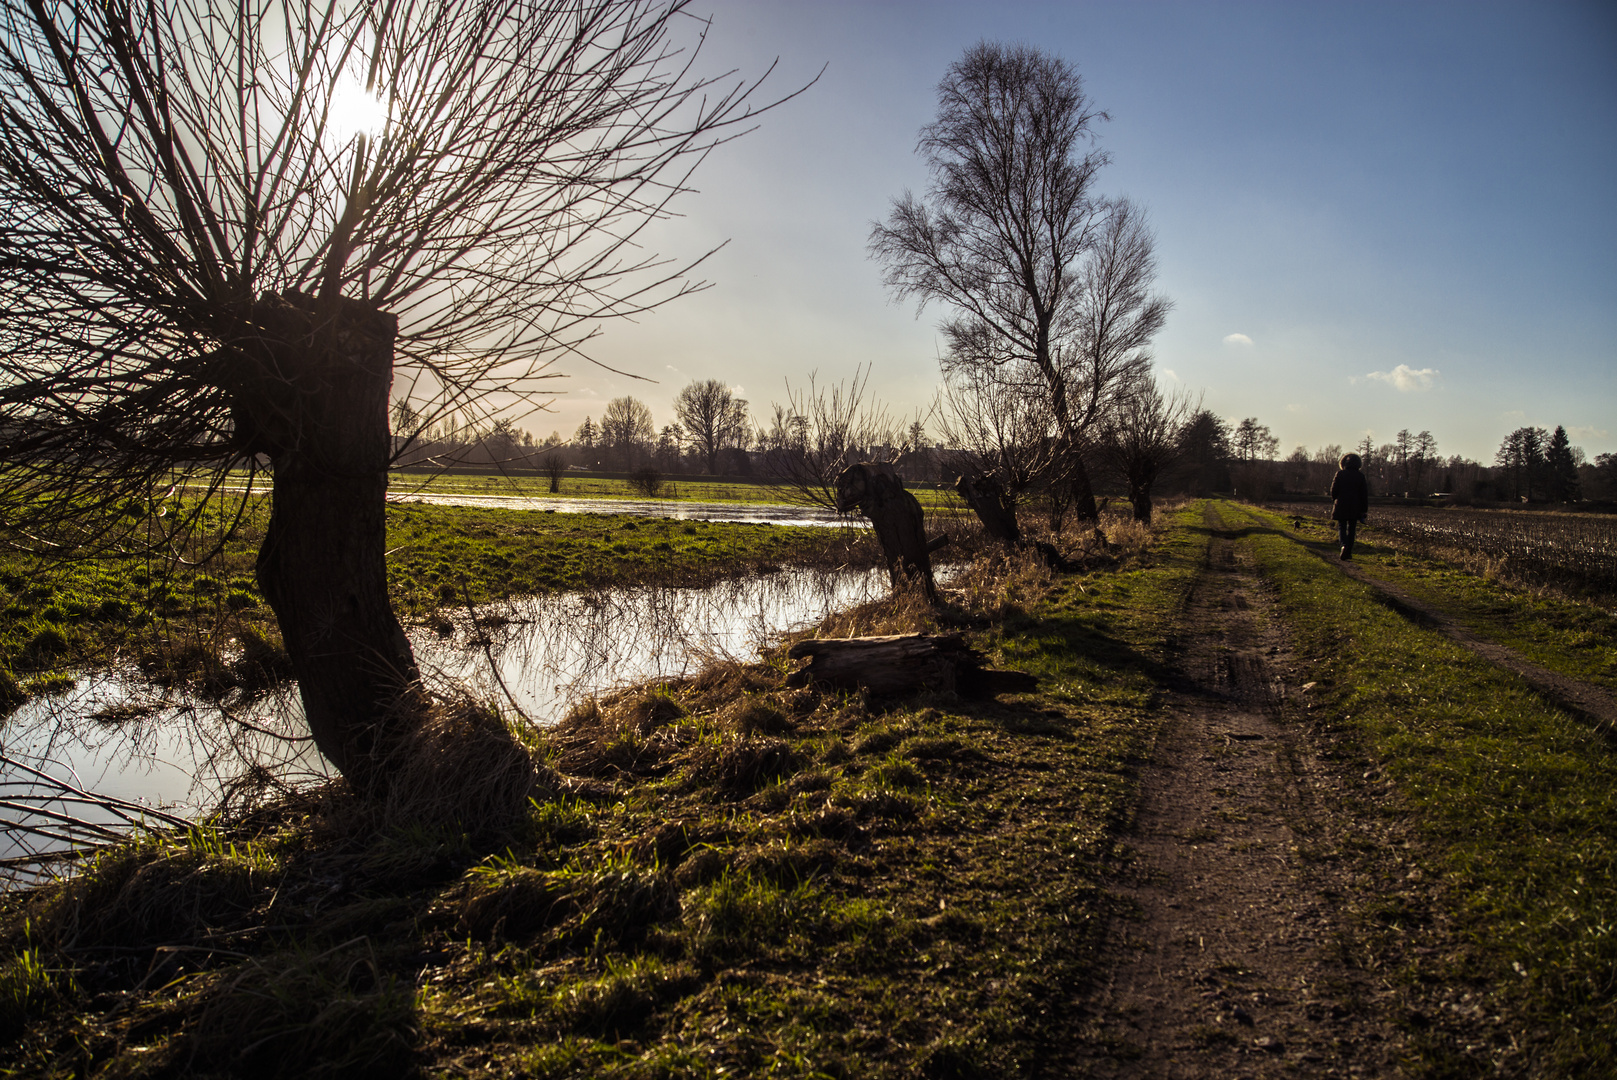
[1069,503,1410,1078]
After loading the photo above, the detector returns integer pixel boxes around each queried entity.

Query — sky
[531,0,1616,464]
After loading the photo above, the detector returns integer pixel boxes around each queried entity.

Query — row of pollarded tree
[0,3,1247,812]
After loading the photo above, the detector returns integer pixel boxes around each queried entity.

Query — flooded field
[1,566,890,878]
[386,490,849,526]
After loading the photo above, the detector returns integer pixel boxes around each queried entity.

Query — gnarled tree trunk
[955,470,1021,546]
[834,463,944,603]
[231,292,421,794]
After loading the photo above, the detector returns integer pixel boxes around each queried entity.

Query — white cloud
[731,384,746,396]
[1285,403,1304,413]
[1222,333,1253,347]
[1569,425,1609,442]
[1365,364,1439,392]
[1162,369,1179,382]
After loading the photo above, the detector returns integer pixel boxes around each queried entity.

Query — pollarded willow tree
[871,42,1170,523]
[0,0,799,794]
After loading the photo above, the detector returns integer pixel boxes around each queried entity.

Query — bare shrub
[949,548,1057,622]
[627,467,664,498]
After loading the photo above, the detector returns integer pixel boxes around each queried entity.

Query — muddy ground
[1064,512,1563,1077]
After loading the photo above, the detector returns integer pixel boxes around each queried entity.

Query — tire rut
[1329,556,1617,736]
[1070,510,1406,1077]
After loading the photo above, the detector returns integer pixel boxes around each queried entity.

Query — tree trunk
[1128,463,1157,522]
[834,463,940,603]
[237,292,421,794]
[955,470,1021,546]
[1065,449,1100,522]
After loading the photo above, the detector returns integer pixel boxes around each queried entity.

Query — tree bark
[834,463,940,602]
[1127,462,1157,523]
[235,292,421,794]
[1065,447,1101,522]
[955,470,1021,546]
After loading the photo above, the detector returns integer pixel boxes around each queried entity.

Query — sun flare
[325,75,387,145]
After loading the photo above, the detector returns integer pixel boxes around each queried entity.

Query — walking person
[1329,452,1370,559]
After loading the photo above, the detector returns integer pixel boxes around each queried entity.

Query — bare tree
[760,368,901,509]
[599,396,655,470]
[933,361,1059,544]
[654,423,683,471]
[0,0,799,793]
[870,42,1169,522]
[673,378,748,474]
[1094,377,1198,522]
[1232,418,1279,464]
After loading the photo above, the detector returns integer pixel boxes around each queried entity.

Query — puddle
[385,491,851,526]
[1,565,889,879]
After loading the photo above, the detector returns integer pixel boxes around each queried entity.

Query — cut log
[785,633,1037,698]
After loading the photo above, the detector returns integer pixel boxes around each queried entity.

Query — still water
[0,566,888,875]
[385,491,849,526]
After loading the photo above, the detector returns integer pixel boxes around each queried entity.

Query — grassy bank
[1291,514,1617,695]
[1223,501,1616,1077]
[0,503,878,698]
[0,509,1203,1078]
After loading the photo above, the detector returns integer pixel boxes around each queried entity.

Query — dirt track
[1071,511,1416,1077]
[1330,558,1617,734]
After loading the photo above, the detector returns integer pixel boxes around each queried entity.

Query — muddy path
[1070,506,1423,1077]
[1328,557,1617,734]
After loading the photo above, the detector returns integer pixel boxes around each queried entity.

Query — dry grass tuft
[948,546,1057,621]
[810,580,941,640]
[678,735,800,796]
[546,684,687,778]
[377,694,550,835]
[1101,514,1155,559]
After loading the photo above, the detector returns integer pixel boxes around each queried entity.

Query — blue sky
[548,1,1616,464]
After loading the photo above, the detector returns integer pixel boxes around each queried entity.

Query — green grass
[384,505,877,617]
[13,498,1608,1074]
[0,501,878,692]
[1320,529,1617,695]
[1223,500,1617,1078]
[388,470,966,512]
[0,507,1206,1078]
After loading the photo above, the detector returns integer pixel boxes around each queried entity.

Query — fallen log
[785,633,1038,698]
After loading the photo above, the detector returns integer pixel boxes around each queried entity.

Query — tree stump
[955,470,1021,545]
[955,469,1073,571]
[785,633,1038,698]
[835,463,946,601]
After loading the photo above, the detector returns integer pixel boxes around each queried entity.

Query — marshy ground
[1,499,1612,1078]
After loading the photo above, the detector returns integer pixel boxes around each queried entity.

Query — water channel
[0,565,890,878]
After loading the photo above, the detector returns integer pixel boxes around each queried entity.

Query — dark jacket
[1329,469,1369,521]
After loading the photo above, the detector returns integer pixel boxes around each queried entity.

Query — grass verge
[1289,515,1617,695]
[1225,500,1616,1078]
[0,507,1204,1078]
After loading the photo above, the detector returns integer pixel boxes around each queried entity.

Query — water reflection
[1,566,887,880]
[386,490,851,526]
[413,565,888,722]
